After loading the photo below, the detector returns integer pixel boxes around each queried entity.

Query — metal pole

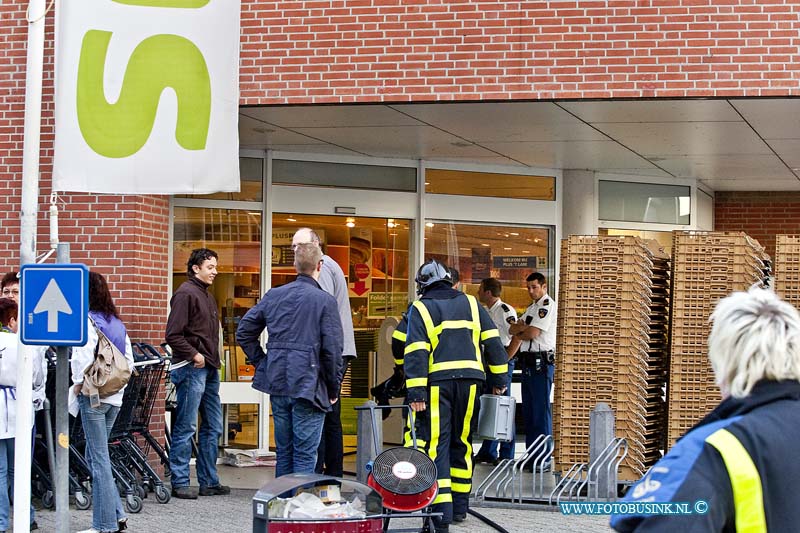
[54,243,70,533]
[14,1,46,532]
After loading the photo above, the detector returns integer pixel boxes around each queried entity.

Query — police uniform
[516,293,557,449]
[476,299,517,462]
[404,284,508,528]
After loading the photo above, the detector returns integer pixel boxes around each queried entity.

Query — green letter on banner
[77,30,211,159]
[112,0,210,7]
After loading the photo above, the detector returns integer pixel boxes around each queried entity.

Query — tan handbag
[82,319,132,405]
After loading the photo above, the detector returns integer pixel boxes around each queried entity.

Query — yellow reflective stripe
[394,358,405,366]
[405,341,431,355]
[436,478,451,489]
[457,383,477,479]
[488,363,508,374]
[451,482,471,493]
[468,295,481,361]
[429,386,440,462]
[392,329,407,341]
[705,428,767,533]
[481,329,500,341]
[451,467,471,479]
[407,377,427,388]
[412,301,439,352]
[436,320,479,332]
[430,359,484,373]
[433,492,452,504]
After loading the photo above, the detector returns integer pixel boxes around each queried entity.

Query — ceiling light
[425,222,435,228]
[424,182,431,185]
[503,247,512,250]
[287,217,296,222]
[346,218,355,228]
[534,238,541,243]
[522,250,530,253]
[510,232,519,236]
[459,248,470,251]
[387,219,396,228]
[481,243,490,247]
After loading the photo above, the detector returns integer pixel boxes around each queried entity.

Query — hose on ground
[467,508,510,533]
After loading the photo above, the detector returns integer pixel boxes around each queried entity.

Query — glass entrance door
[172,206,266,449]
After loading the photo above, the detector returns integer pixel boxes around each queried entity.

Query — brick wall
[714,191,800,259]
[241,0,800,104]
[0,2,168,471]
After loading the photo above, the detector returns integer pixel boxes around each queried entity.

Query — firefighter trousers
[406,379,481,526]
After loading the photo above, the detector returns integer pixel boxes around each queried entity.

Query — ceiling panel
[238,114,325,146]
[291,125,502,159]
[482,140,657,170]
[594,122,771,157]
[240,105,420,128]
[657,154,794,180]
[393,102,607,142]
[731,99,800,140]
[561,100,742,123]
[699,178,800,191]
[763,139,800,170]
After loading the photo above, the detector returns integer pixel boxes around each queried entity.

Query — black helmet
[415,259,452,294]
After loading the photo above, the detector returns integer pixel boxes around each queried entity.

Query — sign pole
[15,1,46,532]
[54,243,70,533]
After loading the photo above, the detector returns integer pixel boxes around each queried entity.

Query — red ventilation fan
[367,446,438,512]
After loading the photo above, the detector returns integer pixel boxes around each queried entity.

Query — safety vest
[705,428,766,533]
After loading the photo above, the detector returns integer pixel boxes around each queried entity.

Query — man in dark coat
[237,243,343,476]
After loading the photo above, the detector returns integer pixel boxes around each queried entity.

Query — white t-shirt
[519,293,557,352]
[487,298,518,347]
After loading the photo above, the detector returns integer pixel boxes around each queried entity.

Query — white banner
[53,0,241,194]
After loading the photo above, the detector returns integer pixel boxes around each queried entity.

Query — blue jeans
[78,395,124,533]
[521,364,555,449]
[270,396,325,478]
[0,437,35,531]
[477,359,516,460]
[169,365,222,489]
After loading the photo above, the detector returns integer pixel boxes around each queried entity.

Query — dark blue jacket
[236,274,343,411]
[611,380,800,532]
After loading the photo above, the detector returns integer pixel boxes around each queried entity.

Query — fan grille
[371,447,437,495]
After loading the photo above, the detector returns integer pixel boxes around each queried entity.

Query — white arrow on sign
[33,278,73,332]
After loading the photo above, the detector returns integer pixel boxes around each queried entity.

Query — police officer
[404,260,508,533]
[475,277,518,465]
[508,272,557,459]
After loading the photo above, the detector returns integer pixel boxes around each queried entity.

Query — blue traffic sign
[19,264,89,346]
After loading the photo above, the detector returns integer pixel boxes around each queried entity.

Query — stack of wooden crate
[554,235,670,481]
[774,235,800,309]
[666,231,769,447]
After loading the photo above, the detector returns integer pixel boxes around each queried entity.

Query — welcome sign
[53,0,241,194]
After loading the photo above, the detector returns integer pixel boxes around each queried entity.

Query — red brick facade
[714,192,800,259]
[240,0,800,104]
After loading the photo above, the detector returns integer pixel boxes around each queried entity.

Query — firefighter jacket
[403,283,508,403]
[611,379,800,532]
[391,306,411,367]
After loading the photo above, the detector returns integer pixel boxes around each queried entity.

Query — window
[599,180,690,225]
[425,168,555,201]
[175,157,263,201]
[424,221,553,313]
[273,160,417,192]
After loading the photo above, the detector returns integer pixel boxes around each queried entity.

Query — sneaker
[452,513,467,523]
[171,486,199,499]
[199,484,231,496]
[118,518,128,531]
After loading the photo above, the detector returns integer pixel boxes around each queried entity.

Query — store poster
[367,293,409,319]
[271,228,327,269]
[472,248,492,280]
[349,228,372,296]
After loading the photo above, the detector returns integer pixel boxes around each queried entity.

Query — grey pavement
[31,462,615,533]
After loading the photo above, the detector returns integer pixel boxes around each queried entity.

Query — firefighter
[404,259,508,533]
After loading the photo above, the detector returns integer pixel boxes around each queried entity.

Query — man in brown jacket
[165,248,230,499]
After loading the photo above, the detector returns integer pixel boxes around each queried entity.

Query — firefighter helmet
[415,259,453,294]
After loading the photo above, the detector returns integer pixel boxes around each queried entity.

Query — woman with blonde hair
[612,286,800,532]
